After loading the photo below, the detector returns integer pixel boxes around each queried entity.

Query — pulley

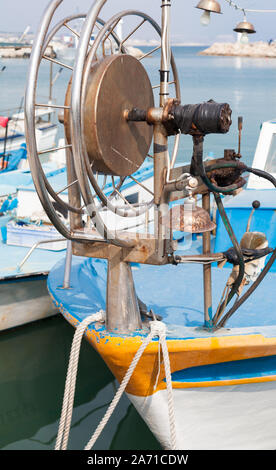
[64,54,154,176]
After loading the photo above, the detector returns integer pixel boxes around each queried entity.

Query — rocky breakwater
[199,41,276,58]
[0,44,53,59]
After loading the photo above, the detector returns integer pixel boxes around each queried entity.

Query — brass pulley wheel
[72,54,154,176]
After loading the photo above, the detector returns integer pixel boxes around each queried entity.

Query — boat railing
[17,237,65,271]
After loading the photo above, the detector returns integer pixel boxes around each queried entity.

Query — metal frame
[25,0,181,247]
[17,237,65,271]
[70,6,181,244]
[25,0,221,333]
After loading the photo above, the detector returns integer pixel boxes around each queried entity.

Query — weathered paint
[51,296,276,397]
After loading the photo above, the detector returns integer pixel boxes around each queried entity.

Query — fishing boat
[0,162,68,331]
[0,43,65,330]
[0,106,57,154]
[24,0,276,450]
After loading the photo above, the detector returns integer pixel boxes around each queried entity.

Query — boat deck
[47,254,276,340]
[0,241,65,280]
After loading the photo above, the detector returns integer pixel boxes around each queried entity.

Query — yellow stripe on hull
[61,308,276,397]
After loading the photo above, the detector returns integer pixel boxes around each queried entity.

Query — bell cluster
[195,0,269,46]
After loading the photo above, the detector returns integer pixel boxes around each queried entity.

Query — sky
[0,0,276,44]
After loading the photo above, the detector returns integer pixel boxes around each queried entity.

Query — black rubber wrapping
[172,99,232,135]
[126,108,147,122]
[223,246,274,265]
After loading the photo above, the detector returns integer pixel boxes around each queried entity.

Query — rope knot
[150,320,166,337]
[93,309,106,323]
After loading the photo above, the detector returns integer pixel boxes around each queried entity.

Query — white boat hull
[0,125,57,154]
[128,381,276,450]
[0,275,57,331]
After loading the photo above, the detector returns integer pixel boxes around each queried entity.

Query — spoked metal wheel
[25,0,181,245]
[25,2,112,240]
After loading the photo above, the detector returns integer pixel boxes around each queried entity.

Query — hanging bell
[233,20,256,35]
[195,0,222,14]
[161,198,216,233]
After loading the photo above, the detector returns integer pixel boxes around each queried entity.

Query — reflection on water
[0,315,160,450]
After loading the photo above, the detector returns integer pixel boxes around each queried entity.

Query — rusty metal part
[146,107,164,125]
[207,166,245,188]
[66,54,154,176]
[161,199,216,233]
[224,149,236,160]
[124,106,164,125]
[190,135,246,194]
[125,99,178,136]
[72,230,170,265]
[161,98,180,135]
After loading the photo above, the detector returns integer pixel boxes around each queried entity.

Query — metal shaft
[154,123,170,260]
[106,253,141,333]
[202,192,213,328]
[153,0,172,259]
[63,240,72,289]
[160,0,171,107]
[48,46,53,122]
[65,143,82,230]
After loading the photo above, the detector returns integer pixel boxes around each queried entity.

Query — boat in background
[0,106,57,154]
[0,156,67,331]
[247,119,276,189]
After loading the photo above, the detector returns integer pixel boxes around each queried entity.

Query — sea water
[0,46,276,450]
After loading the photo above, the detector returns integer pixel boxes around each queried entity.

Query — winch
[24,0,276,333]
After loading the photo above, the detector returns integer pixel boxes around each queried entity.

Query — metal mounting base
[106,254,142,333]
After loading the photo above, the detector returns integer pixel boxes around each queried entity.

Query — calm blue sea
[0,46,276,450]
[1,46,276,165]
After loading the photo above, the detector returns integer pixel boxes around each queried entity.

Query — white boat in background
[247,119,276,189]
[52,39,76,64]
[0,106,57,154]
[0,156,67,332]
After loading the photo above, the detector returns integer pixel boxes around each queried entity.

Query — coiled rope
[55,315,177,450]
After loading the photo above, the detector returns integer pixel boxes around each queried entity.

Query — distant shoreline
[0,43,208,59]
[199,41,276,58]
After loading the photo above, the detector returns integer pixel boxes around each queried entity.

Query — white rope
[55,310,106,450]
[55,316,177,451]
[154,321,177,451]
[85,320,177,450]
